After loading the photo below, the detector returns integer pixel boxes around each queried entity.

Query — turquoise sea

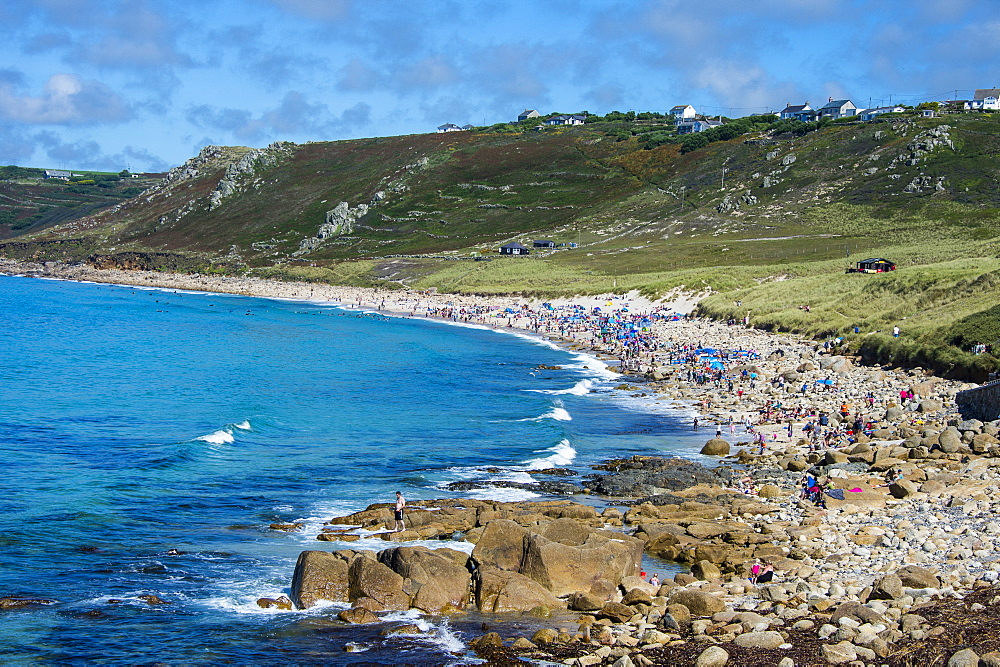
[0,274,704,664]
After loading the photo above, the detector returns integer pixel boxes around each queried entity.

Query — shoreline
[0,256,975,465]
[10,257,1000,664]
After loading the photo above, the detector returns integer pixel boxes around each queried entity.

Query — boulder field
[288,503,643,619]
[277,434,1000,665]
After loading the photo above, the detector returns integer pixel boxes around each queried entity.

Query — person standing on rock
[393,491,406,532]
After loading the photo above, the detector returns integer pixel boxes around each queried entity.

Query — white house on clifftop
[670,105,696,121]
[967,89,1000,111]
[544,114,586,126]
[817,98,859,119]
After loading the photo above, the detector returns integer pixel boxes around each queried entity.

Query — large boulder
[668,589,725,616]
[937,426,963,453]
[733,630,785,649]
[885,407,905,421]
[338,607,380,624]
[536,517,594,545]
[686,522,729,539]
[691,560,721,581]
[378,546,471,613]
[868,573,903,600]
[695,645,730,667]
[470,519,528,571]
[568,590,604,611]
[701,439,730,456]
[290,550,353,609]
[888,480,919,499]
[820,356,852,374]
[475,566,562,613]
[519,530,642,597]
[896,565,941,589]
[348,554,410,610]
[821,641,858,664]
[597,601,636,623]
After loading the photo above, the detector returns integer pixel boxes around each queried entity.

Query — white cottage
[967,89,1000,111]
[817,98,858,119]
[670,105,696,121]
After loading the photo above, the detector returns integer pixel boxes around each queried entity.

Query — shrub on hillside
[946,304,1000,349]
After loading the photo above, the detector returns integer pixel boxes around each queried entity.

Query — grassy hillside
[0,166,162,239]
[4,111,1000,378]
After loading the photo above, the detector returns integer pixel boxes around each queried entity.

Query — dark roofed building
[850,258,896,273]
[499,242,530,255]
[533,240,555,248]
[779,102,814,122]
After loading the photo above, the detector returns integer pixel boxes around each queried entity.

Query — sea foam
[196,429,234,444]
[523,439,577,469]
[529,378,594,396]
[517,403,572,422]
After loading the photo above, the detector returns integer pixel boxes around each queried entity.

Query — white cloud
[396,56,459,91]
[690,61,787,113]
[0,73,132,125]
[337,58,381,92]
[187,92,371,143]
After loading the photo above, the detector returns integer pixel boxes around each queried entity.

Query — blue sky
[1,0,997,172]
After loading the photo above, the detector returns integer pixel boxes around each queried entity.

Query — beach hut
[849,258,896,273]
[499,242,530,255]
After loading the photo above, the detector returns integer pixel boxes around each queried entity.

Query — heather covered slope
[4,112,1000,377]
[11,114,1000,273]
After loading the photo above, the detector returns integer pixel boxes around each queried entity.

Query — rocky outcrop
[471,519,528,571]
[290,550,351,608]
[585,456,731,496]
[518,525,643,597]
[716,192,758,214]
[208,141,294,210]
[475,566,562,613]
[290,499,647,617]
[348,555,410,610]
[377,546,471,613]
[294,201,370,255]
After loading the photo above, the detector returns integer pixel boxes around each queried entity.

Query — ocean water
[0,274,705,664]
